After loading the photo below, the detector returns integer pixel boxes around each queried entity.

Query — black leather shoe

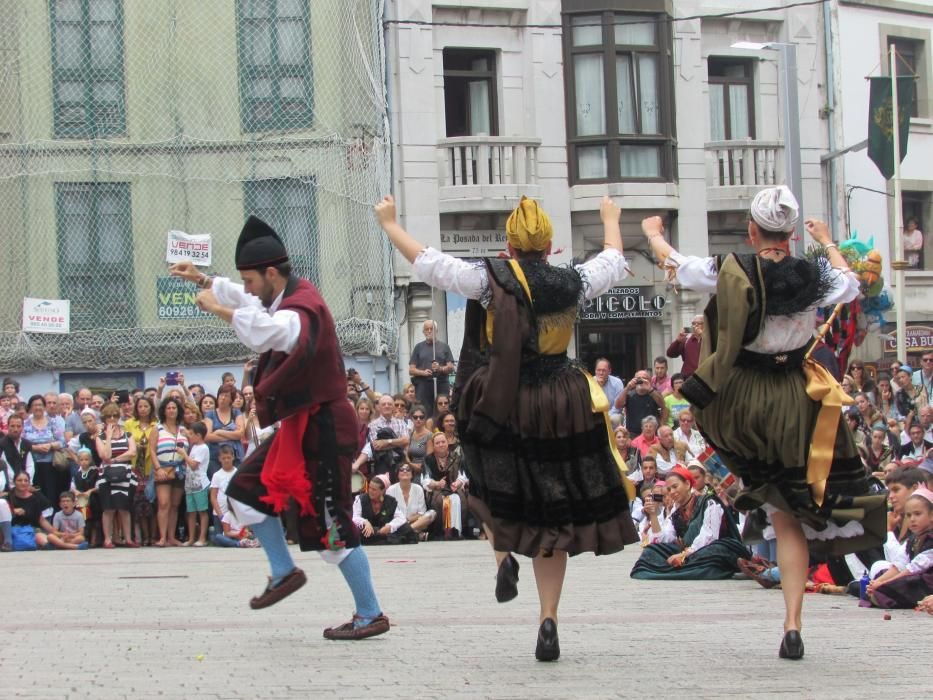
[495,554,519,603]
[535,618,560,662]
[779,630,804,660]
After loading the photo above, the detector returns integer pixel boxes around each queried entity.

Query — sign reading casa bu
[580,287,666,320]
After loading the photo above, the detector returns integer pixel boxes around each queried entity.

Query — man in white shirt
[673,409,705,458]
[170,215,388,641]
[593,358,624,424]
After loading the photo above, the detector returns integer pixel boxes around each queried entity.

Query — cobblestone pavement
[2,541,927,699]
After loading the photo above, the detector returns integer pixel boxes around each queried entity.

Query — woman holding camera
[631,465,747,580]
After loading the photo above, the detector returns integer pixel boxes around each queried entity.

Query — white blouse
[644,496,725,552]
[386,482,430,518]
[412,247,630,304]
[665,252,861,354]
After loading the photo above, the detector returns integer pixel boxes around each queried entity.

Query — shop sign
[581,287,666,320]
[883,325,933,353]
[439,230,507,258]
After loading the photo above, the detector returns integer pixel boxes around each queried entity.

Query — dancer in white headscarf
[640,185,886,660]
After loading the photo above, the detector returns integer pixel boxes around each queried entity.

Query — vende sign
[884,325,933,353]
[22,297,70,334]
[166,230,212,266]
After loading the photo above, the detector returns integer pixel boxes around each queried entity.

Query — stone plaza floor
[2,540,928,699]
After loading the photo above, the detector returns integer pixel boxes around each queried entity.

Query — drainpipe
[382,0,400,387]
[823,0,839,237]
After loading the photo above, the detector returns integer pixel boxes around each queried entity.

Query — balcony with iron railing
[704,139,784,210]
[436,136,542,212]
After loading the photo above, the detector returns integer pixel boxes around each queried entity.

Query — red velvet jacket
[253,276,347,427]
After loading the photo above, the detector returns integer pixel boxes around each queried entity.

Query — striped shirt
[155,425,188,467]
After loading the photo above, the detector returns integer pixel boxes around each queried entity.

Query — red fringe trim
[259,407,318,517]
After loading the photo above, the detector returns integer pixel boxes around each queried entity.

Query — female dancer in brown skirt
[376,194,638,661]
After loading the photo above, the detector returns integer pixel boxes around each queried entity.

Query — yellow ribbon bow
[803,357,853,507]
[582,370,637,502]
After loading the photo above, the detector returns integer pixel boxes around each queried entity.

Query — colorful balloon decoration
[807,232,893,373]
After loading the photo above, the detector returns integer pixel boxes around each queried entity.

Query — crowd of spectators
[0,367,260,552]
[2,345,931,614]
[592,352,933,610]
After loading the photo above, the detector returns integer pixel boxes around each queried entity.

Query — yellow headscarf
[506,196,553,252]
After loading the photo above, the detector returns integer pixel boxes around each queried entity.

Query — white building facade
[830,0,933,365]
[386,0,832,382]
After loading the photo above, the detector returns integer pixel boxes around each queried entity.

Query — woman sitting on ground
[422,431,467,539]
[5,471,55,550]
[631,465,748,580]
[386,463,435,539]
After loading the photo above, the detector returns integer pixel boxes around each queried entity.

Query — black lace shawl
[719,254,836,317]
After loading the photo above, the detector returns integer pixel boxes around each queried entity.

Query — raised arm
[643,216,718,293]
[375,195,486,300]
[600,196,623,253]
[375,196,425,264]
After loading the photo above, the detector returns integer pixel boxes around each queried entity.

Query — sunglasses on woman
[412,414,426,420]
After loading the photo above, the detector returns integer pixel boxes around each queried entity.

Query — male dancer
[170,216,388,640]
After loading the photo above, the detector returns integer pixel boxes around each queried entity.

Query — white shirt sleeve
[629,497,644,524]
[645,512,677,544]
[25,453,35,483]
[689,500,724,551]
[410,485,428,516]
[412,247,487,300]
[813,258,861,307]
[575,249,630,300]
[210,277,259,310]
[905,549,933,575]
[884,531,910,570]
[352,495,365,528]
[211,277,302,354]
[388,501,407,533]
[665,251,719,294]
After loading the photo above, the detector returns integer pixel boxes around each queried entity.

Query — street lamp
[731,41,803,252]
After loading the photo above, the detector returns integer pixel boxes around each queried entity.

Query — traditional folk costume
[421,450,466,538]
[668,188,886,557]
[412,198,638,557]
[867,488,933,609]
[631,467,749,580]
[869,529,933,608]
[207,216,388,640]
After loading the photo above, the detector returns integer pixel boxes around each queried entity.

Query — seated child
[868,489,933,608]
[867,467,926,582]
[214,510,260,548]
[47,492,88,550]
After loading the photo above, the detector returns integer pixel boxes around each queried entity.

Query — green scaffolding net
[0,0,395,372]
